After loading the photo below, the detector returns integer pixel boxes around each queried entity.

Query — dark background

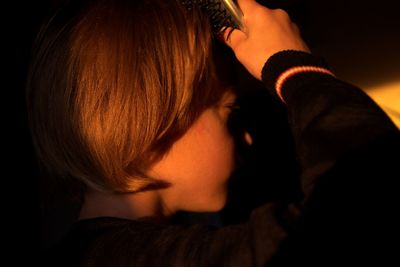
[5,0,400,264]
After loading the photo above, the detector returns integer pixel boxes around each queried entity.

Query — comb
[181,0,244,34]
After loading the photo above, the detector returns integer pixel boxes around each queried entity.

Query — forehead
[213,42,236,85]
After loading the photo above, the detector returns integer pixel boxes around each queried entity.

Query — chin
[205,191,228,212]
[209,203,226,212]
[186,194,227,213]
[180,186,229,213]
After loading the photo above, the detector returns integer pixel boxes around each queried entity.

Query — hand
[221,0,310,80]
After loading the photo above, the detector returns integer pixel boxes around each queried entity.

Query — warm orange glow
[364,81,400,129]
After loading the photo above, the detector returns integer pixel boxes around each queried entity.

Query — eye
[218,91,239,116]
[225,103,241,112]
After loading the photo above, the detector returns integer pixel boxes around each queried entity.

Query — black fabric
[261,50,331,100]
[43,51,400,266]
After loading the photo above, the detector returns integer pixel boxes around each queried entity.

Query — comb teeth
[181,0,241,34]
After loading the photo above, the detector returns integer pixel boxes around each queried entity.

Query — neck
[79,189,171,223]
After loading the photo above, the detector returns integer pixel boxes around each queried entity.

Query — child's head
[27,0,236,202]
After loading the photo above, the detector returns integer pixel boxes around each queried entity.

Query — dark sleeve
[256,50,400,265]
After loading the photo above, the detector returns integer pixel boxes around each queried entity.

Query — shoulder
[41,217,157,266]
[42,217,219,266]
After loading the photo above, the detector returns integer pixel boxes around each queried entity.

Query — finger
[233,0,268,34]
[291,22,301,34]
[236,0,258,14]
[221,27,247,49]
[271,8,290,18]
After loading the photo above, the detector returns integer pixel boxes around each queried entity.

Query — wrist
[261,50,334,103]
[275,66,335,102]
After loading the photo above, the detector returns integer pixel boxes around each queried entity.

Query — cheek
[194,118,235,211]
[208,132,235,177]
[152,109,236,212]
[194,112,236,182]
[175,128,234,211]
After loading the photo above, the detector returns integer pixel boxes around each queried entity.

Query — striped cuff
[275,66,335,102]
[261,50,335,103]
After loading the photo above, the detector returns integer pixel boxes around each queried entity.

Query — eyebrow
[219,91,236,105]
